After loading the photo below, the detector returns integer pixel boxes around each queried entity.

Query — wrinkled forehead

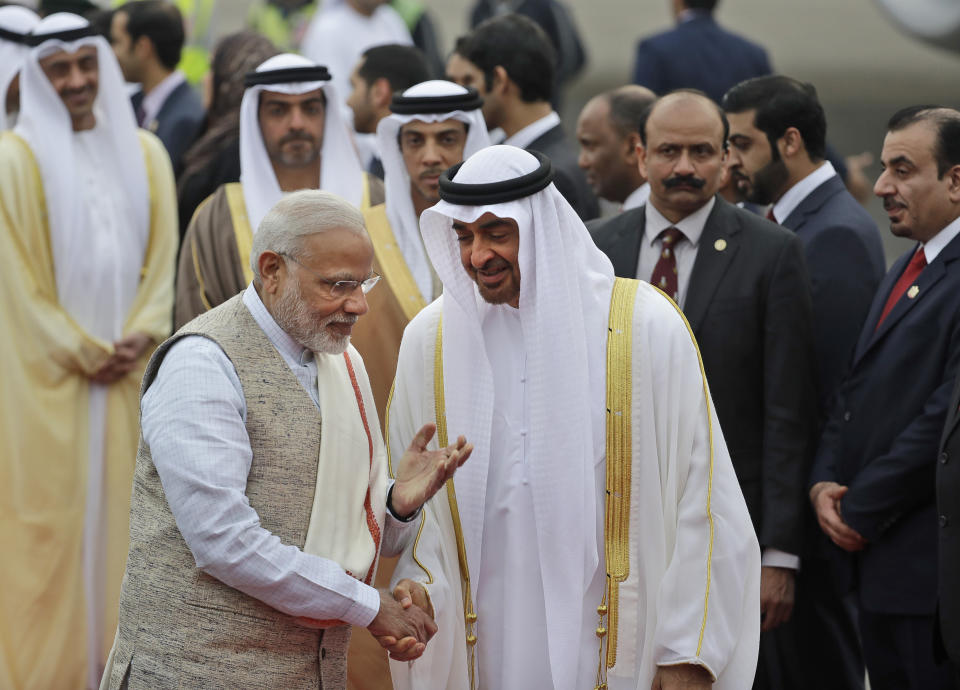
[38,42,97,67]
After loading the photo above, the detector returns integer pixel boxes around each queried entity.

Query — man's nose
[873,170,893,199]
[343,289,369,316]
[66,64,86,90]
[470,241,495,269]
[675,150,695,175]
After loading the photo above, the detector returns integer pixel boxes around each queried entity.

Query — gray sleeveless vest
[109,294,351,689]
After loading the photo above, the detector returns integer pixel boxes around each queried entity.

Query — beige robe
[0,130,176,689]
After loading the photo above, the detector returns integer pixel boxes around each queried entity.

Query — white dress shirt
[140,285,400,626]
[636,197,714,308]
[622,182,650,211]
[639,199,799,570]
[139,70,186,127]
[771,161,836,224]
[503,111,561,150]
[923,213,960,263]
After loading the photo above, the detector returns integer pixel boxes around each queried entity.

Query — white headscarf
[376,80,490,301]
[15,12,149,334]
[239,53,365,232]
[419,145,616,685]
[0,5,39,130]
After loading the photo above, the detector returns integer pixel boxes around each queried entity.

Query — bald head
[577,85,655,203]
[638,90,729,223]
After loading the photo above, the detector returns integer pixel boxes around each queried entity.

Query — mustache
[279,131,315,146]
[326,313,358,325]
[883,198,906,212]
[61,86,92,97]
[419,168,445,180]
[663,175,706,190]
[476,258,510,274]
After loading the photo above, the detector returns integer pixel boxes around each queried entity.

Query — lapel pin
[714,239,727,252]
[907,285,920,299]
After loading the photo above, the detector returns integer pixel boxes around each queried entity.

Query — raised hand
[391,423,473,518]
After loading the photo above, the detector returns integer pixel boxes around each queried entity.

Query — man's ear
[625,132,641,164]
[491,65,509,95]
[133,34,154,62]
[636,141,648,179]
[371,77,392,109]
[258,251,285,295]
[780,127,804,160]
[946,164,960,204]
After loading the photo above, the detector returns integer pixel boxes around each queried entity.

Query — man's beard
[745,155,789,206]
[272,278,357,354]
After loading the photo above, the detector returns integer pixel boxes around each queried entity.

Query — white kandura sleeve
[141,336,381,627]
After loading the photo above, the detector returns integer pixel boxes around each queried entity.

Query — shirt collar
[503,110,561,150]
[923,213,960,264]
[140,70,185,126]
[622,182,650,211]
[644,195,716,248]
[243,283,314,366]
[771,160,836,223]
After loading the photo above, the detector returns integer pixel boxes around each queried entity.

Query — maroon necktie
[765,206,776,222]
[875,247,927,331]
[650,227,683,301]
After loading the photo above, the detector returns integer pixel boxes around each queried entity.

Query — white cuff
[761,548,800,570]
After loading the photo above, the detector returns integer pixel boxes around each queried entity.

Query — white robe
[387,283,761,690]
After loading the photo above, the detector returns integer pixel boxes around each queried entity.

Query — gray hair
[250,190,367,283]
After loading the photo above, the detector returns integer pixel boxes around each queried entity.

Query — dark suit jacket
[528,123,599,221]
[631,13,771,103]
[589,198,818,554]
[810,230,960,615]
[781,175,885,413]
[937,376,960,665]
[132,80,205,177]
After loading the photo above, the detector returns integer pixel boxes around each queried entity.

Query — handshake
[369,579,435,661]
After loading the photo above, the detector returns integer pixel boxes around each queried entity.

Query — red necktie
[650,227,683,301]
[765,206,776,222]
[875,247,927,330]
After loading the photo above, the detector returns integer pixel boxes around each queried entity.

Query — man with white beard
[105,190,472,688]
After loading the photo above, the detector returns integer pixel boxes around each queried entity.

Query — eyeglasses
[280,253,380,298]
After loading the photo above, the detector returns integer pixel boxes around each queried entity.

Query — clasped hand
[90,332,154,384]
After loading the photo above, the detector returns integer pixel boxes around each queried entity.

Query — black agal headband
[244,65,331,88]
[390,87,483,115]
[25,25,96,47]
[439,150,554,205]
[0,26,31,45]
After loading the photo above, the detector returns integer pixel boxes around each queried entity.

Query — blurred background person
[111,0,204,175]
[301,0,410,118]
[346,42,431,177]
[177,29,278,235]
[632,0,770,104]
[576,84,655,211]
[468,0,586,109]
[0,3,39,130]
[450,13,598,219]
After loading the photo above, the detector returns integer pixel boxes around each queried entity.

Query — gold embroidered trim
[363,205,428,322]
[596,277,637,687]
[433,318,478,689]
[224,183,254,285]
